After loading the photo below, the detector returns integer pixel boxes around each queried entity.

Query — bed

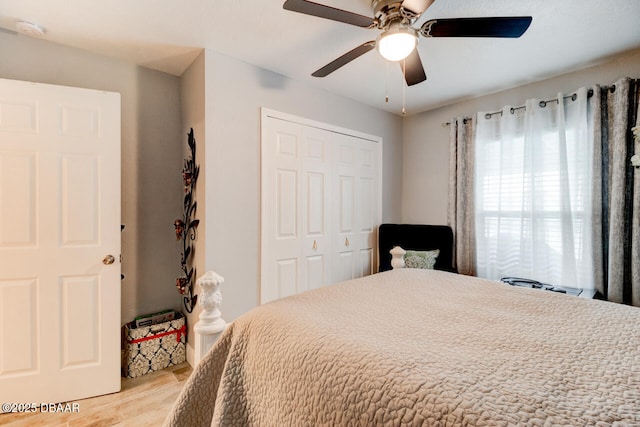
[164,268,640,426]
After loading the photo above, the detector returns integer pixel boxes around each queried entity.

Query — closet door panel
[335,251,355,283]
[359,248,374,277]
[333,134,357,283]
[355,140,379,278]
[302,127,332,290]
[333,134,380,281]
[263,119,303,303]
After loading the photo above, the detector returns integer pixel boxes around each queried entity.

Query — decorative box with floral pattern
[123,312,186,378]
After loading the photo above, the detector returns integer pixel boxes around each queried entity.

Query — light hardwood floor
[0,363,192,427]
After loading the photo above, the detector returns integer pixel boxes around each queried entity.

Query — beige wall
[0,33,185,325]
[202,50,404,322]
[179,51,206,352]
[402,48,640,225]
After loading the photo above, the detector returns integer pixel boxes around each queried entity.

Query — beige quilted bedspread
[164,269,640,426]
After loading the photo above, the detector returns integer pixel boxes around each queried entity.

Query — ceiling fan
[283,0,532,86]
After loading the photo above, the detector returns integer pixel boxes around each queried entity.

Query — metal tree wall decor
[174,128,200,313]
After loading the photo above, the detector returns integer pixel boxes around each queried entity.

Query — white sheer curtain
[474,88,594,289]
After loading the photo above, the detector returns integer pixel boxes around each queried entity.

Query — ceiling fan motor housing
[372,0,413,29]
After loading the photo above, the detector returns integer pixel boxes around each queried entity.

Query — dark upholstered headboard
[378,224,456,273]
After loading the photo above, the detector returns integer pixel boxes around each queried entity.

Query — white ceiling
[2,0,640,115]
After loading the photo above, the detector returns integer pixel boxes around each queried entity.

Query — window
[474,92,593,289]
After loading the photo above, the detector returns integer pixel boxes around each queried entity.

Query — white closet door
[332,133,358,283]
[354,138,379,278]
[262,120,333,303]
[301,126,332,291]
[332,133,380,282]
[261,110,380,302]
[263,119,303,303]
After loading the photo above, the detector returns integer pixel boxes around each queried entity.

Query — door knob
[103,255,115,265]
[312,240,318,250]
[345,237,350,247]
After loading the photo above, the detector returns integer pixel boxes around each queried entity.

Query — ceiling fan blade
[401,0,436,18]
[401,49,427,86]
[312,41,376,78]
[283,0,375,28]
[421,17,532,38]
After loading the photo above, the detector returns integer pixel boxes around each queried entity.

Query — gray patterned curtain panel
[591,77,640,306]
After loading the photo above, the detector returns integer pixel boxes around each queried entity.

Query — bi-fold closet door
[261,110,381,304]
[332,132,379,284]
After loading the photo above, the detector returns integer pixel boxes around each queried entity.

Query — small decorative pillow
[404,249,440,270]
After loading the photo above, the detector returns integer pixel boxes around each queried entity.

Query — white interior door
[0,78,121,403]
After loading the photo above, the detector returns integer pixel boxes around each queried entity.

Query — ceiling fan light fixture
[376,25,417,62]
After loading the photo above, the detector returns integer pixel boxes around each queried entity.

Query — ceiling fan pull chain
[402,58,407,116]
[385,61,389,103]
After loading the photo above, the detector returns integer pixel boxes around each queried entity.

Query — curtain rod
[442,90,595,127]
[441,82,637,127]
[480,90,594,121]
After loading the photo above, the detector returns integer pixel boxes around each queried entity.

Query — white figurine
[390,246,406,269]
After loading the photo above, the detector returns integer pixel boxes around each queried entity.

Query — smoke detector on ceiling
[16,21,45,37]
